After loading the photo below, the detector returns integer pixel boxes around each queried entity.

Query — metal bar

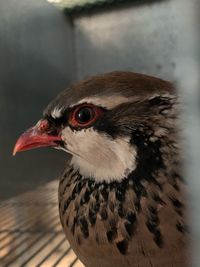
[19,233,59,267]
[69,257,79,267]
[35,237,66,267]
[2,227,60,266]
[1,233,43,265]
[0,232,24,251]
[51,247,72,267]
[0,180,78,266]
[0,220,60,263]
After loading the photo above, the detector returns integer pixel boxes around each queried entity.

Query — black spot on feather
[116,240,129,255]
[126,211,136,224]
[88,207,96,225]
[107,228,117,243]
[78,216,89,238]
[151,193,166,206]
[100,187,109,201]
[154,230,164,248]
[176,221,189,233]
[124,221,135,237]
[169,196,183,209]
[118,203,125,218]
[100,207,108,220]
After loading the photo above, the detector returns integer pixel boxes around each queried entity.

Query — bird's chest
[58,168,189,267]
[58,171,139,265]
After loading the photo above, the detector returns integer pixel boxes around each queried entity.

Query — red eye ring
[69,104,104,128]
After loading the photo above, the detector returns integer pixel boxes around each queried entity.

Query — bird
[13,71,190,267]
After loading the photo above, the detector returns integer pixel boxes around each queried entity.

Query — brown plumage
[14,71,191,267]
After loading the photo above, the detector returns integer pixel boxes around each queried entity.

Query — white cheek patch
[61,127,137,183]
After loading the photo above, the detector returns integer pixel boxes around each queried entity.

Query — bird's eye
[75,107,94,124]
[70,104,104,128]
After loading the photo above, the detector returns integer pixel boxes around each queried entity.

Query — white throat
[61,127,137,183]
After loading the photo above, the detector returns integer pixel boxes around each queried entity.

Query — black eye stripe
[45,109,69,126]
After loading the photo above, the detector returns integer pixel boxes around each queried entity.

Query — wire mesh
[0,181,84,267]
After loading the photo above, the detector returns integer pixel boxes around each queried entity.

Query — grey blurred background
[0,0,199,200]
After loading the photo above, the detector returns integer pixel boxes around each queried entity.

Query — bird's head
[13,71,176,183]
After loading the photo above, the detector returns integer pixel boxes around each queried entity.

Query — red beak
[13,119,62,156]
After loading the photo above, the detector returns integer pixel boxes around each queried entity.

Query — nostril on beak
[38,119,50,133]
